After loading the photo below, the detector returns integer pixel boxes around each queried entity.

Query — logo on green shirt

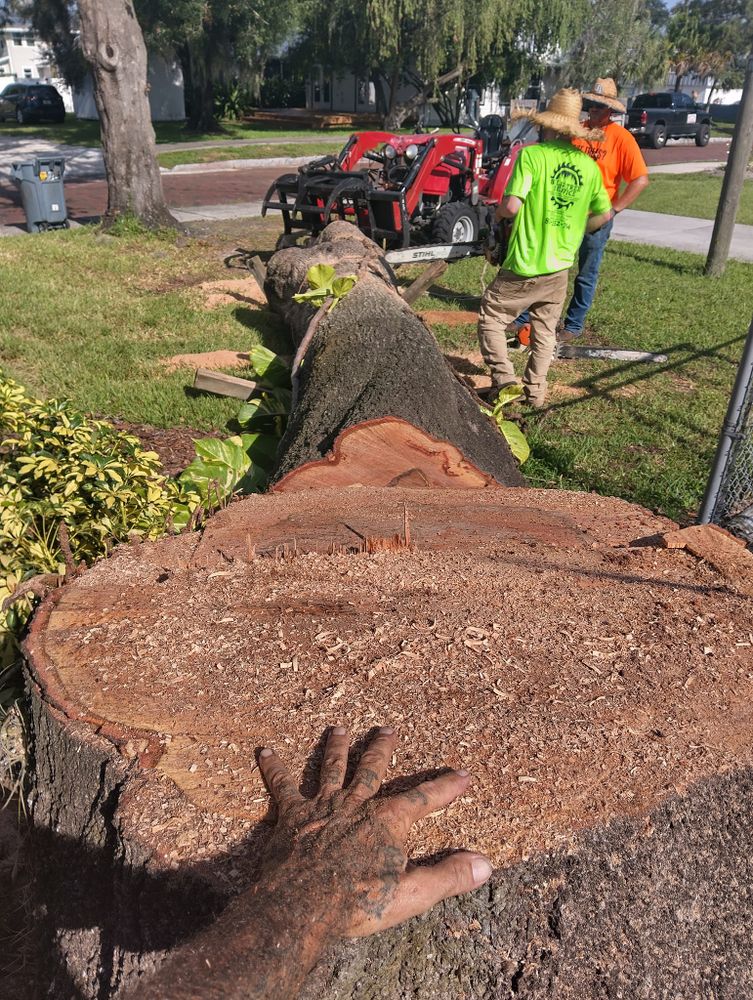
[550,161,584,210]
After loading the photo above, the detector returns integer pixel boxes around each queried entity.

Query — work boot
[557,329,582,345]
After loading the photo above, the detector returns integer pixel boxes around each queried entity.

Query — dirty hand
[258,724,493,937]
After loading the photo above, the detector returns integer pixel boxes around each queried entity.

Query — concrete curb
[161,154,328,174]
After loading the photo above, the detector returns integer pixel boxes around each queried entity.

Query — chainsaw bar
[555,345,668,363]
[385,242,483,265]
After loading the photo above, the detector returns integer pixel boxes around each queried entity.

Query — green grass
[412,242,753,522]
[711,122,736,139]
[157,141,341,169]
[0,223,289,431]
[0,118,354,148]
[2,224,752,523]
[633,171,753,225]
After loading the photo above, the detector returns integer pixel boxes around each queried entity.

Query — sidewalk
[612,209,753,263]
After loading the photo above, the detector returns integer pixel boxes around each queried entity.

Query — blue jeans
[515,218,614,334]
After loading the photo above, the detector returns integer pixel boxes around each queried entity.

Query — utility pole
[704,54,753,277]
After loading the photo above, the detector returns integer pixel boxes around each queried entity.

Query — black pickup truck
[626,92,712,149]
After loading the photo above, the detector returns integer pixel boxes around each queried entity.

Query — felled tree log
[264,221,524,488]
[24,486,753,998]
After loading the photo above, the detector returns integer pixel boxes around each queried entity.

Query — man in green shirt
[478,89,612,408]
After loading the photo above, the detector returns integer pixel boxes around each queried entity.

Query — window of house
[23,67,32,79]
[322,77,330,103]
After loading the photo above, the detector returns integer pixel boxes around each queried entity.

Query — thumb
[347,852,493,937]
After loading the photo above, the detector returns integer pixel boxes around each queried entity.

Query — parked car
[626,92,711,149]
[0,82,65,125]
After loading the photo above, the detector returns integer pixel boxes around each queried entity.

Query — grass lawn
[0,118,353,148]
[157,141,341,169]
[412,242,753,523]
[2,223,752,524]
[633,171,753,225]
[0,221,288,432]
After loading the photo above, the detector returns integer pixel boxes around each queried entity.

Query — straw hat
[581,77,626,113]
[512,88,605,142]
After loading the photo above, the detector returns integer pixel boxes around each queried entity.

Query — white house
[0,20,185,121]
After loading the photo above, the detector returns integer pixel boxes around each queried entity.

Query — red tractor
[262,116,531,251]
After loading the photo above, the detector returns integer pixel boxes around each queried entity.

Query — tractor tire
[650,125,666,149]
[432,202,479,244]
[695,124,710,147]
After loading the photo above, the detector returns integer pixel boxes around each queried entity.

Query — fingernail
[259,748,273,758]
[472,857,493,884]
[332,726,346,736]
[379,726,394,735]
[456,768,470,777]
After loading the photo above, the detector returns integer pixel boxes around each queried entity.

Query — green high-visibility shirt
[503,140,611,277]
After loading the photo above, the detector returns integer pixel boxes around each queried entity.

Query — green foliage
[213,79,255,121]
[299,0,589,116]
[480,384,530,464]
[667,0,752,93]
[559,0,668,91]
[180,347,291,503]
[0,370,200,705]
[292,264,358,312]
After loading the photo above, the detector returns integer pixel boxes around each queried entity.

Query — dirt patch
[420,310,479,327]
[160,350,250,373]
[110,420,220,477]
[669,373,697,394]
[195,275,266,310]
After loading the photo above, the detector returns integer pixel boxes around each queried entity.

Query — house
[0,20,185,122]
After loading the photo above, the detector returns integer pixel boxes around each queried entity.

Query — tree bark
[78,0,176,228]
[22,487,753,998]
[264,221,525,489]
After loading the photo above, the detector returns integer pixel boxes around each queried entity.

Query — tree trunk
[183,36,221,133]
[263,221,525,488]
[78,0,175,229]
[382,67,463,132]
[22,487,753,998]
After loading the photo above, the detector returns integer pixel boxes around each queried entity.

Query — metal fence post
[698,312,753,524]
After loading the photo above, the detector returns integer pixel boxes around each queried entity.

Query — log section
[264,222,524,488]
[24,487,753,998]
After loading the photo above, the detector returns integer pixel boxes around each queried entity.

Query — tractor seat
[477,114,507,161]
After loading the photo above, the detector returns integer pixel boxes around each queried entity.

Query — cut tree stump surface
[27,486,753,866]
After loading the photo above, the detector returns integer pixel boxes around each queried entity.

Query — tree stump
[263,221,524,488]
[25,487,753,998]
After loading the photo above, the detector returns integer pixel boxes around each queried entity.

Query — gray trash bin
[11,157,68,234]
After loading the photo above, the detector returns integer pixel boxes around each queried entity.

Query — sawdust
[194,275,266,310]
[160,350,250,373]
[31,487,753,878]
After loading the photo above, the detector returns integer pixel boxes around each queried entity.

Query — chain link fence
[700,316,753,544]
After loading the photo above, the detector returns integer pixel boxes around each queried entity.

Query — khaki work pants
[478,268,569,405]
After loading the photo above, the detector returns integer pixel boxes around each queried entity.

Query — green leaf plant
[292,264,358,312]
[180,347,292,504]
[480,384,530,465]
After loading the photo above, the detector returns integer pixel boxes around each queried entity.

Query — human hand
[257,725,493,938]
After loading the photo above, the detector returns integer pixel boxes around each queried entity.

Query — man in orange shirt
[560,78,649,339]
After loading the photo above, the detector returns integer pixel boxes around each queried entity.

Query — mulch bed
[109,420,221,477]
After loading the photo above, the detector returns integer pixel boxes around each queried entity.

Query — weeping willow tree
[556,0,668,92]
[300,0,589,128]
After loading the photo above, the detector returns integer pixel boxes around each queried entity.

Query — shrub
[0,371,199,704]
